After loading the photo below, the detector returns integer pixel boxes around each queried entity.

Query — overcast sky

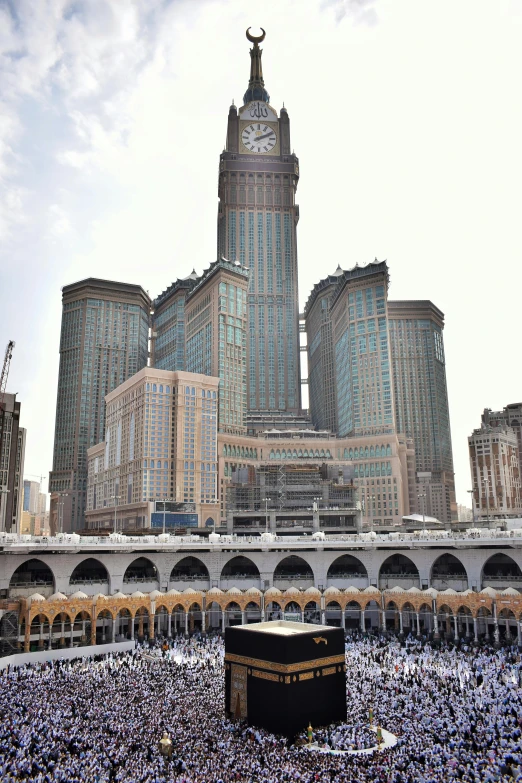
[1,0,521,506]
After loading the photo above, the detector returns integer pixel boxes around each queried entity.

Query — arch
[327,555,368,581]
[123,557,158,584]
[69,558,110,588]
[170,557,209,582]
[430,553,468,590]
[221,556,260,580]
[205,517,215,528]
[481,553,522,589]
[379,554,420,589]
[9,559,56,597]
[274,556,314,586]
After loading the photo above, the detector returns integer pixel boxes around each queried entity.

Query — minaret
[217,29,302,423]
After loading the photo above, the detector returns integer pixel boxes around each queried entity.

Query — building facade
[217,30,301,420]
[185,259,249,436]
[151,273,199,371]
[0,393,25,534]
[388,300,456,523]
[469,424,522,520]
[23,480,39,514]
[304,266,344,434]
[482,404,522,484]
[85,368,219,531]
[49,278,151,532]
[327,261,394,439]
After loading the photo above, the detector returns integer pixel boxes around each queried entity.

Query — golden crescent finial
[246,27,266,45]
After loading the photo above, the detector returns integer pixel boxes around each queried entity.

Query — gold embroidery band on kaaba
[224,652,346,674]
[252,669,280,682]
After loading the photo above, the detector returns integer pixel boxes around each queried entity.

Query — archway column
[130,617,135,640]
[184,609,189,636]
[415,612,420,636]
[241,610,245,625]
[360,608,365,631]
[111,617,116,643]
[453,614,458,641]
[517,621,522,647]
[473,616,478,642]
[399,610,403,634]
[70,620,74,647]
[150,613,155,639]
[167,613,172,638]
[300,609,304,624]
[221,608,226,632]
[341,608,345,630]
[202,610,206,633]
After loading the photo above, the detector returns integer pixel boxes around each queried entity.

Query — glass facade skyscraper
[49,278,150,532]
[217,33,301,421]
[388,300,456,522]
[329,261,395,439]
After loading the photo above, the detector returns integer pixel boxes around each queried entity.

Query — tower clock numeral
[263,126,268,131]
[264,146,268,151]
[257,124,261,130]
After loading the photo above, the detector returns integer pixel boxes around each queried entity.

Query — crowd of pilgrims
[0,631,522,783]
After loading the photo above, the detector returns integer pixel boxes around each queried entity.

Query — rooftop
[235,620,330,636]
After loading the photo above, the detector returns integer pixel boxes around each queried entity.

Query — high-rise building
[468,424,521,520]
[482,404,522,483]
[23,479,40,514]
[185,258,249,435]
[151,272,199,371]
[217,30,301,420]
[328,260,395,439]
[304,265,345,434]
[49,278,151,532]
[0,393,25,533]
[388,300,456,523]
[85,368,219,530]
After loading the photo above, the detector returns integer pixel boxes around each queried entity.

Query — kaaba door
[230,663,248,719]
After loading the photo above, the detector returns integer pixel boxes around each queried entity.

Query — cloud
[321,0,378,25]
[0,0,213,234]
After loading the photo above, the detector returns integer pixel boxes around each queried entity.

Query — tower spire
[243,27,270,105]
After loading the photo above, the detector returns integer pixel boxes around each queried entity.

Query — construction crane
[0,341,15,532]
[0,340,15,408]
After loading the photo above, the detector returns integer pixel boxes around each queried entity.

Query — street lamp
[0,487,10,534]
[417,492,427,532]
[467,489,475,524]
[483,477,490,525]
[160,498,174,535]
[110,494,121,534]
[265,497,271,534]
[57,493,69,534]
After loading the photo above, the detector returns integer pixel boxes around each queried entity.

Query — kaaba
[224,620,346,737]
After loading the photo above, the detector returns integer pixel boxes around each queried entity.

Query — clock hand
[253,131,275,143]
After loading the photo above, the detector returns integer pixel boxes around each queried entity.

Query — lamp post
[265,497,271,534]
[0,486,10,533]
[467,489,475,525]
[483,477,490,525]
[111,494,121,534]
[417,491,427,532]
[57,493,69,534]
[160,498,173,535]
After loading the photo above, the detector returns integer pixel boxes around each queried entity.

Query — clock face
[241,123,277,154]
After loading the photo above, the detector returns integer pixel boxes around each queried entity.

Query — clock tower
[217,29,301,420]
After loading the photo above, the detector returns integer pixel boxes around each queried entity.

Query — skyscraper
[329,261,395,439]
[185,258,249,435]
[0,393,25,533]
[388,300,456,523]
[304,265,344,434]
[151,272,199,371]
[217,30,301,420]
[49,278,151,532]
